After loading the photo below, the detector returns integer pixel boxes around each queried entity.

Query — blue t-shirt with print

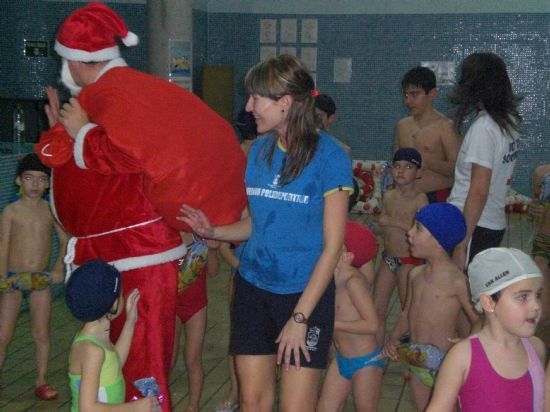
[239,131,353,294]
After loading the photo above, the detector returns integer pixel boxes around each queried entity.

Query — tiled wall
[192,9,208,95]
[205,12,549,196]
[1,2,547,196]
[0,1,147,143]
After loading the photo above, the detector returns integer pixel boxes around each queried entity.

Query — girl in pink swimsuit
[426,248,546,412]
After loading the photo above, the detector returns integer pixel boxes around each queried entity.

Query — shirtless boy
[373,148,428,344]
[0,154,68,400]
[393,67,460,203]
[317,222,380,412]
[530,164,550,278]
[383,203,480,411]
[529,164,550,344]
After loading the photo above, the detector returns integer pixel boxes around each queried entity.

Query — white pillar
[147,0,193,79]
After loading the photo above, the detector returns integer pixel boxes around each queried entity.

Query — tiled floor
[0,213,535,411]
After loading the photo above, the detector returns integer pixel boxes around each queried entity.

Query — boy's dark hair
[401,67,436,94]
[235,108,257,141]
[315,94,336,116]
[16,153,50,177]
[449,52,521,135]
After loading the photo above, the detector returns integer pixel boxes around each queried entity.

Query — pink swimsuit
[459,336,544,412]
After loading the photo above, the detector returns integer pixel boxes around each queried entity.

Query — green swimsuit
[69,334,125,411]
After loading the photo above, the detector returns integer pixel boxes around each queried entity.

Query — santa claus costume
[36,3,247,410]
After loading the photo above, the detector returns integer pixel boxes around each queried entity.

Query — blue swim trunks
[335,346,384,380]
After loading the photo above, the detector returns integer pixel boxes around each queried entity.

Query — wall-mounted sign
[169,39,192,91]
[421,61,456,86]
[24,40,49,58]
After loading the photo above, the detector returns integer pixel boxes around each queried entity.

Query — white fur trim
[122,31,139,47]
[55,40,120,62]
[69,244,187,275]
[49,170,60,223]
[74,123,98,169]
[61,58,82,96]
[40,143,53,157]
[109,244,186,272]
[62,217,186,278]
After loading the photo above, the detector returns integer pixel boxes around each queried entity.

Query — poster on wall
[301,47,317,72]
[169,39,192,91]
[260,46,277,61]
[279,46,297,57]
[280,19,297,43]
[421,61,456,86]
[260,19,277,43]
[301,19,318,43]
[334,58,352,83]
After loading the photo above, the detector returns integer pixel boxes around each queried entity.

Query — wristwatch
[292,312,308,324]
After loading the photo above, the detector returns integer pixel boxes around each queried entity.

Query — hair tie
[310,89,320,97]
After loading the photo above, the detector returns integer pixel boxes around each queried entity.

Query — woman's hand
[275,318,310,371]
[125,288,141,325]
[178,205,215,238]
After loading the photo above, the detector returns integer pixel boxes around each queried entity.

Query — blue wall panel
[204,12,549,195]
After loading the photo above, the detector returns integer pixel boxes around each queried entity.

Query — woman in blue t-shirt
[181,55,352,411]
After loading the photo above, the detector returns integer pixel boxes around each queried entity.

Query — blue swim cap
[393,147,422,168]
[415,203,466,252]
[65,259,121,322]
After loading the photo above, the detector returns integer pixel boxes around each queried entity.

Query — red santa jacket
[37,63,247,269]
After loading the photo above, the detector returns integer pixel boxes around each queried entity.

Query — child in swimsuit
[529,165,550,345]
[373,148,428,345]
[427,248,545,412]
[393,66,460,201]
[384,203,480,411]
[172,232,220,412]
[0,154,68,400]
[317,221,382,412]
[66,259,159,411]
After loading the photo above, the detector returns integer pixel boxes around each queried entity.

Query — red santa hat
[54,1,139,62]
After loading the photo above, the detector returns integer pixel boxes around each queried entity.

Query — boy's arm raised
[334,272,378,335]
[425,340,469,412]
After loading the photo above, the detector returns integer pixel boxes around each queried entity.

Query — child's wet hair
[315,94,336,116]
[16,153,51,177]
[401,66,436,94]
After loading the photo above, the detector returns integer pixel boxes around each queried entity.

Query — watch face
[294,312,305,323]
